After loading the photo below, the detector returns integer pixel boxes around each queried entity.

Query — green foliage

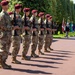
[0,0,75,26]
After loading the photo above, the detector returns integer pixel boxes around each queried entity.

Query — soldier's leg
[44,35,50,52]
[0,38,11,69]
[38,35,44,55]
[22,35,31,60]
[12,36,21,64]
[31,36,39,57]
[48,35,53,50]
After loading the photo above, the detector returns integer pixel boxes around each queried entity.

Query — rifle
[33,17,36,36]
[13,11,18,36]
[40,18,44,35]
[24,13,29,35]
[46,19,50,34]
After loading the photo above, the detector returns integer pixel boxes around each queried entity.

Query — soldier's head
[15,4,22,13]
[23,8,30,16]
[45,14,50,20]
[32,9,38,16]
[38,12,44,19]
[8,11,13,17]
[49,16,53,21]
[0,0,9,11]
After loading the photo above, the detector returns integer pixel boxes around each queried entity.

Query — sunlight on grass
[53,31,75,38]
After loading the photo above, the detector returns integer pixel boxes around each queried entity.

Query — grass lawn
[53,31,75,38]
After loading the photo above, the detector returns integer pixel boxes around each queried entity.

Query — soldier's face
[16,8,21,13]
[41,15,44,19]
[19,8,21,12]
[34,12,37,16]
[27,11,30,16]
[50,18,52,21]
[2,5,9,10]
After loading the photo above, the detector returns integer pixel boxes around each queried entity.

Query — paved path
[0,37,75,75]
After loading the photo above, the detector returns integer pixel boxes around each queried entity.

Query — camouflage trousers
[0,31,11,61]
[31,35,38,53]
[22,35,31,56]
[12,36,21,57]
[38,35,44,50]
[45,34,52,49]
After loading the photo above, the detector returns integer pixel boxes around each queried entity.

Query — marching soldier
[30,10,39,57]
[11,4,22,64]
[38,12,45,55]
[0,0,12,69]
[22,8,31,60]
[44,14,52,52]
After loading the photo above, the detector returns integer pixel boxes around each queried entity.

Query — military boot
[44,48,50,52]
[12,57,21,64]
[39,50,44,55]
[49,47,53,51]
[3,60,11,68]
[31,52,39,58]
[0,55,11,69]
[22,55,31,60]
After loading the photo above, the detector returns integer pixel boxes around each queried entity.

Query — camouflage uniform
[11,12,22,64]
[44,19,52,52]
[22,16,31,60]
[30,15,39,57]
[38,18,45,55]
[0,10,12,68]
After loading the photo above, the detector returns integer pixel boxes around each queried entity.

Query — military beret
[32,10,37,14]
[45,14,50,18]
[23,8,30,12]
[0,0,9,6]
[15,4,22,9]
[49,16,52,19]
[8,11,13,15]
[38,12,44,17]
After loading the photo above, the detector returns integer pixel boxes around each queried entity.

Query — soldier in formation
[0,0,57,69]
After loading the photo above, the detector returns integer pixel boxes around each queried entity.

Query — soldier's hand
[33,28,36,31]
[46,28,50,30]
[41,28,44,31]
[24,27,29,30]
[14,26,20,30]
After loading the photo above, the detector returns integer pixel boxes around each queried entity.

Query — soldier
[44,14,52,52]
[11,4,22,64]
[48,16,54,51]
[22,8,31,60]
[38,12,45,55]
[0,0,12,69]
[30,10,39,57]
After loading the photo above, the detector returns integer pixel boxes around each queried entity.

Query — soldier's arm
[0,15,6,30]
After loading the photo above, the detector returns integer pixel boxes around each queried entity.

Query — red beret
[38,12,44,17]
[49,16,52,19]
[32,10,37,14]
[8,12,13,15]
[15,4,22,9]
[45,14,50,18]
[23,8,30,12]
[0,0,9,6]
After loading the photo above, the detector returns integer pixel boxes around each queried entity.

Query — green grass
[53,31,75,38]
